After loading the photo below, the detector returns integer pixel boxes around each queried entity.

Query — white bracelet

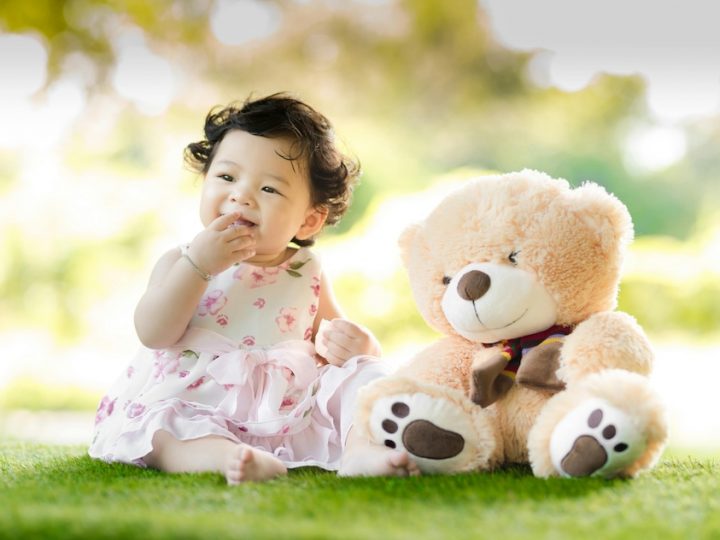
[180,249,212,282]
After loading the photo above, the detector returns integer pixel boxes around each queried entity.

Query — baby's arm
[134,212,255,349]
[314,272,381,366]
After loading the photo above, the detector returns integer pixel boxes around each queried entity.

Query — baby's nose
[230,187,253,205]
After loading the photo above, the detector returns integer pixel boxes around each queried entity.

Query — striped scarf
[483,325,573,379]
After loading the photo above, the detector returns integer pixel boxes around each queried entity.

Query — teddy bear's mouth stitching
[472,303,528,331]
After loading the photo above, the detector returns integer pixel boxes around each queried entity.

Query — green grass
[1,441,718,540]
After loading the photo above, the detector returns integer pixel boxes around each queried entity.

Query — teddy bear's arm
[556,311,653,385]
[516,341,566,391]
[470,352,514,408]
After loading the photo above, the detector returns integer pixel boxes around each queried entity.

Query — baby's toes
[388,450,409,469]
[226,460,243,485]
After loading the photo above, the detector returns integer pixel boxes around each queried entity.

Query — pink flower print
[152,351,181,381]
[95,396,116,425]
[304,327,313,341]
[275,307,298,333]
[216,313,229,326]
[310,276,320,298]
[186,376,207,390]
[126,366,135,378]
[309,303,317,316]
[241,267,280,288]
[242,336,256,347]
[281,397,296,408]
[253,298,266,309]
[178,370,189,378]
[280,425,291,435]
[197,289,227,316]
[127,402,146,419]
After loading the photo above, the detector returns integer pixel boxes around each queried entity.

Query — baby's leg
[338,427,420,477]
[144,430,287,483]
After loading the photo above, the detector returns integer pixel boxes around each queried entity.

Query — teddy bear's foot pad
[369,392,480,472]
[550,398,644,478]
[384,417,465,459]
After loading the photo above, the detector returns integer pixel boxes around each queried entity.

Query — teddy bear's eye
[442,276,452,285]
[508,250,520,265]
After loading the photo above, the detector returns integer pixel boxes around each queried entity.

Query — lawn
[1,441,718,540]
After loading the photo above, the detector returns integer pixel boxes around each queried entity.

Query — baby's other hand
[317,319,381,366]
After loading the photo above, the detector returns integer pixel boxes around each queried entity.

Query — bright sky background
[479,0,720,173]
[480,0,720,122]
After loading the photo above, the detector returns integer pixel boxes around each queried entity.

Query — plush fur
[354,169,668,478]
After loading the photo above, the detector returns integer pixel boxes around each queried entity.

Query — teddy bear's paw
[368,393,478,473]
[550,398,645,478]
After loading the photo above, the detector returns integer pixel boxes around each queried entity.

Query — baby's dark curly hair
[184,93,360,246]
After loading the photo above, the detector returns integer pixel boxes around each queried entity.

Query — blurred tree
[1,0,718,345]
[1,0,711,238]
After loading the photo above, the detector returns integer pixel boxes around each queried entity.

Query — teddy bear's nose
[457,270,491,301]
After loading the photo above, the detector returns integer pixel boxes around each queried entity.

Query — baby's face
[200,129,325,264]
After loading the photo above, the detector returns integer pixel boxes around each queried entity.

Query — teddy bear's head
[399,170,633,344]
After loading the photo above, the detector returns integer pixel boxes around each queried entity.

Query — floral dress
[89,247,386,470]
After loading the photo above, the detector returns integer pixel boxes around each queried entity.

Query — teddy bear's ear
[398,223,423,267]
[570,182,634,254]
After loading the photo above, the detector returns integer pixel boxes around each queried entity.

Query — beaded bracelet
[179,245,212,281]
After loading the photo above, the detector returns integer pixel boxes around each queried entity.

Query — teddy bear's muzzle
[442,262,558,343]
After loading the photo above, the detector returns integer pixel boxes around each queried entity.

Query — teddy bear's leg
[527,369,667,479]
[354,376,501,474]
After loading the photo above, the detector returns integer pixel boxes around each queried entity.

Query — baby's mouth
[222,213,257,228]
[232,218,257,228]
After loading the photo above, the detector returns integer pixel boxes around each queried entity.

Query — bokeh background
[1,0,718,455]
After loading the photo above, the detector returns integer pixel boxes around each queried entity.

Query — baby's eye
[508,250,520,265]
[442,276,452,285]
[261,186,280,195]
[219,174,234,182]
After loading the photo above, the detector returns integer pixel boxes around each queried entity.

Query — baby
[89,93,418,482]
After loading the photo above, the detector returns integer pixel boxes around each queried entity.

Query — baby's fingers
[322,348,348,367]
[230,246,256,264]
[328,319,362,337]
[324,330,357,352]
[221,224,255,242]
[228,235,256,252]
[210,211,242,231]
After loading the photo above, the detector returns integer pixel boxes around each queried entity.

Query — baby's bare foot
[387,450,421,477]
[226,445,287,484]
[339,448,421,477]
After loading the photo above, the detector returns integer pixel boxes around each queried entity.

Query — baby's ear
[398,223,422,268]
[296,206,329,240]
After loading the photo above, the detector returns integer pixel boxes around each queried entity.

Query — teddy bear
[352,169,668,478]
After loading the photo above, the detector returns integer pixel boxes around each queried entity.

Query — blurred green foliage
[1,0,718,360]
[0,376,100,411]
[619,277,720,337]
